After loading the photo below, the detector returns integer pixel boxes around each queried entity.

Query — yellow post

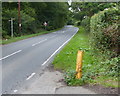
[76,50,83,79]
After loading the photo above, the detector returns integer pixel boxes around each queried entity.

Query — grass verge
[52,26,119,87]
[1,28,61,45]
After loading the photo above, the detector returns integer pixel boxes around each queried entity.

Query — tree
[2,2,70,38]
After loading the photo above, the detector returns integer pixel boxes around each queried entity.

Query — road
[1,25,79,94]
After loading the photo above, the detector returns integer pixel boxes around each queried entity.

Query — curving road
[1,25,79,94]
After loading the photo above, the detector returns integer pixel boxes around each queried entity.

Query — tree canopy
[2,2,69,38]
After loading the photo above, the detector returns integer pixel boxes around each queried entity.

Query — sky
[68,0,72,6]
[68,0,73,12]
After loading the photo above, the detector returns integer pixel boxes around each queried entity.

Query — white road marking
[13,90,18,93]
[42,28,79,66]
[53,32,57,33]
[32,39,47,46]
[0,50,22,61]
[49,35,56,39]
[26,72,36,80]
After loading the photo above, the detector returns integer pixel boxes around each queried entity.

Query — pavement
[17,65,96,94]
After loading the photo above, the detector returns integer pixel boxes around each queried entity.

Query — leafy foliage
[90,7,120,55]
[2,2,69,39]
[64,70,87,86]
[80,17,90,32]
[2,9,35,37]
[53,26,119,87]
[53,2,119,86]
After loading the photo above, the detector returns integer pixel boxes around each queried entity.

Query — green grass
[1,28,61,45]
[52,26,119,87]
[93,76,118,88]
[53,26,92,71]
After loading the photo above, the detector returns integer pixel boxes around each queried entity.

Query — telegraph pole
[9,18,15,38]
[18,0,21,35]
[11,18,13,37]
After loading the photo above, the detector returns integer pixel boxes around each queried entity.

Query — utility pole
[9,18,15,38]
[18,0,21,35]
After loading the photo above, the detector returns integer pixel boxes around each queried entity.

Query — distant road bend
[1,25,79,94]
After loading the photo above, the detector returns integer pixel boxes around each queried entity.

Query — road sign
[44,22,47,26]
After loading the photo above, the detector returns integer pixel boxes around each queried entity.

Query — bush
[99,56,120,77]
[89,7,119,79]
[90,7,119,56]
[75,21,81,26]
[67,19,75,25]
[2,30,10,39]
[46,26,54,31]
[81,17,90,33]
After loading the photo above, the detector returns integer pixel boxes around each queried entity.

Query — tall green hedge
[90,7,120,56]
[81,17,90,33]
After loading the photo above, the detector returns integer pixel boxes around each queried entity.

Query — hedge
[90,7,120,56]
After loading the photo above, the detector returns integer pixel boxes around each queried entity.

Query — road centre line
[32,39,47,46]
[0,50,22,61]
[42,28,79,66]
[26,72,36,80]
[53,32,57,33]
[49,35,56,39]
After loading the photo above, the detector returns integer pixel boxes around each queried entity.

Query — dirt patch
[46,64,64,73]
[45,64,56,72]
[83,84,119,95]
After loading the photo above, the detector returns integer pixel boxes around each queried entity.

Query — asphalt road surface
[1,25,79,94]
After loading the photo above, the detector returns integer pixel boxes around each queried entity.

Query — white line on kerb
[32,39,47,46]
[42,28,79,66]
[0,50,22,61]
[26,72,36,80]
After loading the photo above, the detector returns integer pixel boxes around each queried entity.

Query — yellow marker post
[76,50,83,79]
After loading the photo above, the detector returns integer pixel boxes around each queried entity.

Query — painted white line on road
[49,35,56,39]
[13,90,18,93]
[53,32,57,33]
[42,28,79,66]
[26,72,36,80]
[0,50,22,61]
[32,39,47,46]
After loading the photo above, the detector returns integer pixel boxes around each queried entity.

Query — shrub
[46,26,54,31]
[99,56,120,77]
[81,17,90,33]
[2,30,10,39]
[90,7,119,56]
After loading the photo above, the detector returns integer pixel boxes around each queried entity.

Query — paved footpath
[17,65,96,94]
